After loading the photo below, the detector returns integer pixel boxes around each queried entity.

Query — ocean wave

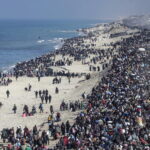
[77,30,86,36]
[90,23,102,26]
[37,40,45,44]
[37,38,64,45]
[52,38,64,50]
[36,37,64,50]
[76,28,87,36]
[1,65,15,72]
[59,30,76,33]
[48,38,64,44]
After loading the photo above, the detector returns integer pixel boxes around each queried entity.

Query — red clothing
[63,136,69,146]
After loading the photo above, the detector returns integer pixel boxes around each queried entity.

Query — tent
[138,48,145,52]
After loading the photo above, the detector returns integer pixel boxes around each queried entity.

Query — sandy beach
[0,73,100,130]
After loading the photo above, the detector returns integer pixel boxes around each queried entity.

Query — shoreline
[0,19,111,73]
[0,19,104,73]
[0,17,149,149]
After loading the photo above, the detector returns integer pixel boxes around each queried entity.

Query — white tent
[138,48,145,52]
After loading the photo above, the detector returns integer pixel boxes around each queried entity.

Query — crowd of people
[0,77,12,86]
[52,29,150,150]
[34,89,52,104]
[1,125,50,149]
[60,100,84,112]
[11,27,113,79]
[0,24,149,150]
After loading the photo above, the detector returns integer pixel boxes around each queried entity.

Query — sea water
[0,19,109,71]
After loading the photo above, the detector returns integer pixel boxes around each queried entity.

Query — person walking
[38,75,40,82]
[50,105,54,114]
[48,95,52,103]
[61,122,66,135]
[55,87,59,94]
[35,91,38,98]
[12,104,17,114]
[45,95,48,104]
[6,90,10,98]
[41,95,44,103]
[39,103,43,113]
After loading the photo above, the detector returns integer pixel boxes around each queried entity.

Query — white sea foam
[59,30,76,33]
[47,39,53,42]
[48,38,64,44]
[37,40,45,43]
[90,23,99,26]
[76,28,87,36]
[1,65,15,73]
[53,38,64,50]
[45,38,64,50]
[78,30,86,36]
[36,37,64,50]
